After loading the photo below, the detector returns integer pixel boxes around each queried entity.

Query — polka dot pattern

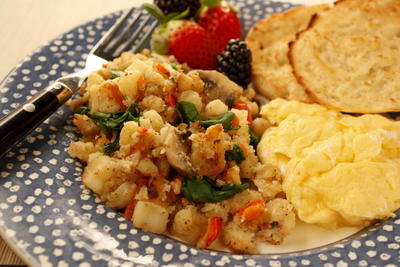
[0,1,399,266]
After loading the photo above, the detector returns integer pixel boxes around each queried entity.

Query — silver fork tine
[91,7,136,60]
[132,20,158,53]
[114,15,154,57]
[104,11,142,54]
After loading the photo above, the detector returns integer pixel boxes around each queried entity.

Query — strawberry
[168,21,218,69]
[198,3,241,53]
[142,3,218,69]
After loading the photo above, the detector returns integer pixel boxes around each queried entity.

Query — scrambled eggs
[258,99,400,229]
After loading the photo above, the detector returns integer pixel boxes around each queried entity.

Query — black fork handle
[0,81,72,158]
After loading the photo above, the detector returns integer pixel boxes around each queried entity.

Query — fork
[0,8,157,158]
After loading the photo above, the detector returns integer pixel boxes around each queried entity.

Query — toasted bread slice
[246,4,329,102]
[290,0,400,113]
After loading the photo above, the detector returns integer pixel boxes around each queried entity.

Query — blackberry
[154,0,201,16]
[217,39,252,88]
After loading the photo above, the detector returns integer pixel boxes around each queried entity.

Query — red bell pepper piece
[236,199,265,223]
[234,100,252,123]
[197,217,224,249]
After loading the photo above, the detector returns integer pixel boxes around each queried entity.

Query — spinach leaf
[177,101,200,124]
[200,112,237,132]
[110,69,123,79]
[75,104,141,154]
[76,103,140,134]
[249,127,260,148]
[182,176,249,203]
[177,101,239,132]
[225,144,245,164]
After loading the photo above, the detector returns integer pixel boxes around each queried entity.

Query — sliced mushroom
[196,70,243,108]
[163,124,196,177]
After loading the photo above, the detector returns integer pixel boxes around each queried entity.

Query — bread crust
[245,4,328,102]
[289,0,400,113]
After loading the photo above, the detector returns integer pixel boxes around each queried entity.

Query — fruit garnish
[168,22,218,69]
[154,0,201,16]
[217,39,252,88]
[198,0,241,53]
[142,3,218,70]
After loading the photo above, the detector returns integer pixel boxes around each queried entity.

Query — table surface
[0,0,329,265]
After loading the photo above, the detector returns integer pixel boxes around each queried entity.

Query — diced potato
[266,198,296,234]
[146,69,165,86]
[201,202,230,222]
[223,221,256,253]
[125,58,149,73]
[106,182,136,209]
[228,189,263,213]
[204,99,228,117]
[135,186,149,201]
[254,164,283,200]
[72,114,99,140]
[176,71,204,93]
[136,157,159,177]
[142,110,164,132]
[82,152,134,195]
[247,101,259,116]
[126,58,164,86]
[117,72,144,106]
[139,95,166,113]
[88,82,122,113]
[108,52,140,70]
[132,201,169,234]
[172,205,207,244]
[239,145,259,179]
[256,199,296,245]
[187,71,204,93]
[178,90,203,112]
[86,72,105,91]
[119,121,139,146]
[68,141,96,163]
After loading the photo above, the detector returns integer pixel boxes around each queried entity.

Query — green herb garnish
[171,64,178,71]
[182,176,249,203]
[110,69,123,79]
[249,127,260,148]
[225,144,245,165]
[177,101,239,132]
[101,135,120,155]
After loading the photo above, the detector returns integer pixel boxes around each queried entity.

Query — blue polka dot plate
[0,1,399,266]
